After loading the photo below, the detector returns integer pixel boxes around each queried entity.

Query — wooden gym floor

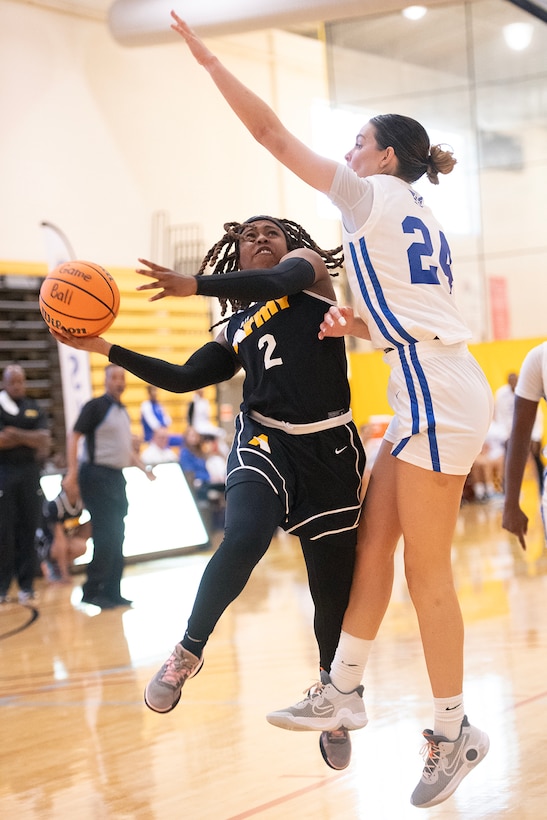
[1,469,546,819]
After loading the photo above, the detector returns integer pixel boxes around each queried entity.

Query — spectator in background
[187,388,224,439]
[202,433,227,487]
[187,389,209,431]
[36,477,91,583]
[179,427,225,536]
[64,364,155,610]
[141,383,171,442]
[140,384,182,446]
[467,419,506,502]
[494,372,518,449]
[201,433,227,532]
[179,426,210,502]
[0,364,51,604]
[141,427,179,467]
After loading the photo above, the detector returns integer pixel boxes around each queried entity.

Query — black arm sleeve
[108,342,237,393]
[195,257,315,301]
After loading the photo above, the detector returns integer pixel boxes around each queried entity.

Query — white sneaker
[410,716,489,808]
[266,671,368,732]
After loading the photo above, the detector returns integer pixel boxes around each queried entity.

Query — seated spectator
[202,434,227,486]
[141,427,179,467]
[201,433,227,531]
[179,428,227,534]
[179,427,211,502]
[467,419,505,502]
[36,479,91,583]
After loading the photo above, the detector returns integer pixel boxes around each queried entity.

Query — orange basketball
[39,260,120,337]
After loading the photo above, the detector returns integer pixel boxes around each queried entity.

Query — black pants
[185,480,356,671]
[0,462,42,595]
[78,463,128,601]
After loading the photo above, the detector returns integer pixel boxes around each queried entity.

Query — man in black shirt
[0,364,51,603]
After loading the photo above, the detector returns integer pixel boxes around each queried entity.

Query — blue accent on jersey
[392,436,410,458]
[352,236,419,346]
[394,345,442,472]
[398,346,420,434]
[408,344,441,472]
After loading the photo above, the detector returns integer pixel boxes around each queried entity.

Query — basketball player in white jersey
[503,342,547,547]
[169,10,493,808]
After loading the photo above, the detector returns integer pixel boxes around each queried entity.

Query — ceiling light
[503,22,533,51]
[402,6,428,20]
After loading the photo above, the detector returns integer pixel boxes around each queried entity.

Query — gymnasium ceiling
[18,1,546,47]
[20,0,461,42]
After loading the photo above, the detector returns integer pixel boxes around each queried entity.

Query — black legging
[184,480,356,671]
[300,527,355,671]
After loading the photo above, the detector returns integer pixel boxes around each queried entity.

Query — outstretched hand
[318,305,352,340]
[135,259,198,301]
[170,10,213,66]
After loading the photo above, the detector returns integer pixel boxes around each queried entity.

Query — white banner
[40,221,92,432]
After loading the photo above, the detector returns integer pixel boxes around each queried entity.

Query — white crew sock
[433,694,465,740]
[329,631,373,693]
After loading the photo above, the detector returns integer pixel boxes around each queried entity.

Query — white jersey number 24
[403,216,453,292]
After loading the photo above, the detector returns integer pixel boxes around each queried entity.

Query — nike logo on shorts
[335,446,347,455]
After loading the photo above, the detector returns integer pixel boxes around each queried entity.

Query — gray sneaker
[144,643,203,713]
[266,671,367,732]
[410,716,489,808]
[320,727,352,770]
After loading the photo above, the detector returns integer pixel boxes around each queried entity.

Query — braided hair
[198,216,344,324]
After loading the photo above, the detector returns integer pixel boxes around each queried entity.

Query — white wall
[1,1,341,268]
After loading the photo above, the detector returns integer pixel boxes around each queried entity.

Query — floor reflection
[1,478,546,818]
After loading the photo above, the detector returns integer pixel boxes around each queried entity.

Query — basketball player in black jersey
[50,216,366,770]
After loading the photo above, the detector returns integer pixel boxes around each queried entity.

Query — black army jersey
[224,290,351,425]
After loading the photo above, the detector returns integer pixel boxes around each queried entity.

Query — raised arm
[170,10,338,195]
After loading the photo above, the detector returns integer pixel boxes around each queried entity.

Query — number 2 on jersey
[402,216,454,292]
[258,334,283,369]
